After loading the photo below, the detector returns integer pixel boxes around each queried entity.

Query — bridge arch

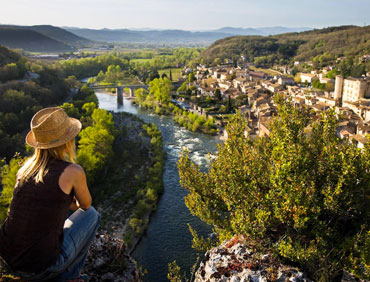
[85,84,149,105]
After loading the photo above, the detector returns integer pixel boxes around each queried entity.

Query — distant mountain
[65,27,231,45]
[0,25,91,47]
[0,27,75,52]
[65,26,313,46]
[212,27,262,36]
[213,26,312,36]
[256,26,312,35]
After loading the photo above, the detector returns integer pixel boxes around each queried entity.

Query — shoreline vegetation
[62,87,165,250]
[93,112,165,251]
[132,78,219,135]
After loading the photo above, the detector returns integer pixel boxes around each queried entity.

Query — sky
[1,0,369,30]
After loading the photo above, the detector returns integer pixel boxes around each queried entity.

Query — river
[96,93,220,282]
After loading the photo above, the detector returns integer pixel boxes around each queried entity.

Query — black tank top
[0,159,73,273]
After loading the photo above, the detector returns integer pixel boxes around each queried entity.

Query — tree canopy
[178,96,370,280]
[149,77,172,104]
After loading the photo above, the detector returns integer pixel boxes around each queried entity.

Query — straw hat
[26,107,82,149]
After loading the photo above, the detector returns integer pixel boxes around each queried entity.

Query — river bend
[97,93,219,282]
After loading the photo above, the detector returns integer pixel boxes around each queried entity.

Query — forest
[0,46,73,160]
[56,47,202,82]
[202,25,370,75]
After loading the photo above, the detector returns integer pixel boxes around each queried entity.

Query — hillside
[0,27,76,52]
[0,45,22,67]
[213,26,311,36]
[201,25,370,66]
[0,45,70,159]
[0,25,91,47]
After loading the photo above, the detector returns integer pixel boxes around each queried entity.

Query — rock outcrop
[0,233,141,282]
[195,236,311,282]
[82,233,141,282]
[195,236,368,282]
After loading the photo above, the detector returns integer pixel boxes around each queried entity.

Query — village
[176,57,370,147]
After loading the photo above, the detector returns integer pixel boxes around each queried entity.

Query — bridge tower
[116,87,123,105]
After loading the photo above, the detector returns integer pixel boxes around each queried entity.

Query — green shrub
[129,218,144,235]
[178,95,370,280]
[0,155,24,224]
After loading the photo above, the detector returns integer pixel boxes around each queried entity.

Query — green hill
[0,27,76,52]
[1,25,92,47]
[201,25,370,67]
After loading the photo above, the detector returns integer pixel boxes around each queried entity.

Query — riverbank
[97,93,220,282]
[92,112,165,251]
[133,98,219,135]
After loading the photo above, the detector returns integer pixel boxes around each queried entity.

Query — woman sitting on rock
[0,107,100,282]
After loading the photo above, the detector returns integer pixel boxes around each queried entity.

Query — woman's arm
[59,164,92,210]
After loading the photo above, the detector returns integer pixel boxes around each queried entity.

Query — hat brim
[26,118,82,149]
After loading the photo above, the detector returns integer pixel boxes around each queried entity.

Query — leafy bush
[0,155,24,224]
[178,95,370,280]
[77,108,116,183]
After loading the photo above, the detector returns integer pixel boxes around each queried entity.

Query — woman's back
[0,159,73,273]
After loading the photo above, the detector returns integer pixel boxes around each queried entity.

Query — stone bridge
[86,84,149,105]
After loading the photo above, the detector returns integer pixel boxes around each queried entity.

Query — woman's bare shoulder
[65,163,85,174]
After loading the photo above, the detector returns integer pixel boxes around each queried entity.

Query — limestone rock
[194,236,312,282]
[194,236,370,282]
[82,233,141,282]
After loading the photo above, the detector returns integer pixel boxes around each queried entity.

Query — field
[249,65,284,76]
[130,58,154,64]
[158,68,183,81]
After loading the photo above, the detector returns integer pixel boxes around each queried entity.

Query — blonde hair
[17,139,76,186]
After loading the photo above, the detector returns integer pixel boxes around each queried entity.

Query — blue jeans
[14,206,100,281]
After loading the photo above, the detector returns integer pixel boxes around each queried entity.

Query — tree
[0,155,24,224]
[177,81,187,93]
[0,63,19,82]
[77,108,115,183]
[214,58,221,66]
[325,81,335,92]
[214,89,222,101]
[312,78,325,90]
[226,95,232,113]
[188,72,195,83]
[149,77,172,104]
[60,103,81,119]
[148,70,160,82]
[178,96,370,280]
[82,102,97,117]
[294,73,301,84]
[233,55,239,68]
[65,75,81,89]
[134,88,148,104]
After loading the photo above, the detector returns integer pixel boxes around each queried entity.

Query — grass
[158,68,183,81]
[130,58,154,64]
[249,65,283,76]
